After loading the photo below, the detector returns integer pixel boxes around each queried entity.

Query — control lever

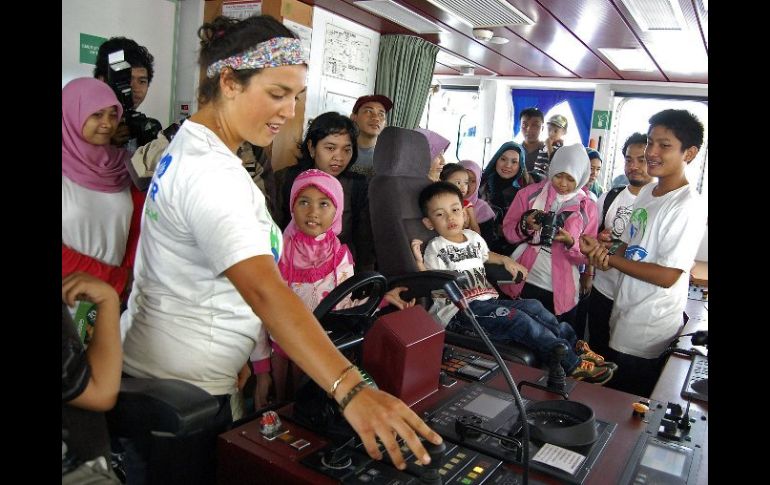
[419,441,447,484]
[546,343,568,391]
[321,436,356,469]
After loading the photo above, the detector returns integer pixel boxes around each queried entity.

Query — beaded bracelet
[338,380,370,412]
[328,364,357,398]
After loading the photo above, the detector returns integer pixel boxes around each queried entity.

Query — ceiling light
[459,66,475,76]
[620,0,687,31]
[598,48,656,71]
[488,36,509,44]
[472,29,493,41]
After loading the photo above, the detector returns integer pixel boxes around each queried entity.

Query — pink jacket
[500,180,598,315]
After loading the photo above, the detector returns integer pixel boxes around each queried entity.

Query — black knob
[420,441,446,484]
[425,441,446,464]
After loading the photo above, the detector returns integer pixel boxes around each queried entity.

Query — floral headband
[206,37,307,78]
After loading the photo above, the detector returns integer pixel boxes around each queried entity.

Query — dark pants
[520,283,578,334]
[448,298,581,373]
[604,349,663,397]
[586,290,614,358]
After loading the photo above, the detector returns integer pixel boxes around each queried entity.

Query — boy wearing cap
[349,94,393,178]
[531,114,568,181]
[546,114,568,156]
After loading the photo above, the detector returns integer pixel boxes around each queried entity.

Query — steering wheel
[312,271,387,349]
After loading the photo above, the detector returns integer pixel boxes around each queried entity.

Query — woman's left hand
[554,228,575,247]
[384,286,416,310]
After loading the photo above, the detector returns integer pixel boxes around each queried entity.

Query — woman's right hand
[526,211,542,232]
[341,384,442,470]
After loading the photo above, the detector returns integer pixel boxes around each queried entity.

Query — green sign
[79,33,107,65]
[592,110,612,130]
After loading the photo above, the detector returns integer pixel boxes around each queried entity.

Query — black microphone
[443,279,468,310]
[442,280,530,485]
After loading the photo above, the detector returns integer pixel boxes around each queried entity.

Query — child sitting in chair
[410,182,615,384]
[252,169,413,403]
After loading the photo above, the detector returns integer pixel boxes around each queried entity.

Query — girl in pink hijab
[61,78,145,299]
[254,169,413,401]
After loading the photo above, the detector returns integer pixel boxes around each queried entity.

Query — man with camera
[94,37,173,192]
[94,37,161,152]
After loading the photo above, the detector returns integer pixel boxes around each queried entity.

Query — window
[605,97,708,212]
[513,101,583,146]
[420,88,483,164]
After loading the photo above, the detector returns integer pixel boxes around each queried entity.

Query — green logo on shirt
[270,223,281,262]
[630,208,648,239]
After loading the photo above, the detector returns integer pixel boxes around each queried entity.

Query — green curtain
[375,35,439,129]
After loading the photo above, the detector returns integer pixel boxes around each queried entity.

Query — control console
[619,400,706,485]
[425,384,615,484]
[303,436,548,484]
[680,354,708,402]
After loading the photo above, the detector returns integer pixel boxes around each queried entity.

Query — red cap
[352,94,393,114]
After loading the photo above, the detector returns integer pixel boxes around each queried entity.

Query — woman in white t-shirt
[121,14,441,473]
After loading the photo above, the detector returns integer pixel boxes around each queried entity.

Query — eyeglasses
[361,107,387,120]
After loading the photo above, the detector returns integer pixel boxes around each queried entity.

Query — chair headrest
[373,126,431,178]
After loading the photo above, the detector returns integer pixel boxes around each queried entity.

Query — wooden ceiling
[299,0,708,84]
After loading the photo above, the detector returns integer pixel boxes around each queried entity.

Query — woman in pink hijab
[61,77,145,298]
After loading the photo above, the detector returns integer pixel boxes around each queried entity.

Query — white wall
[477,79,514,167]
[305,6,380,128]
[174,0,206,120]
[62,0,178,125]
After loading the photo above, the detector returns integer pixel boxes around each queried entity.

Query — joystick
[547,343,568,391]
[419,441,446,484]
[321,436,355,470]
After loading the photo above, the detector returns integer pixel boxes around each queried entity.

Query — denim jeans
[448,298,581,373]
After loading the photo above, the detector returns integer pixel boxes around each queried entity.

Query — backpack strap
[598,186,625,233]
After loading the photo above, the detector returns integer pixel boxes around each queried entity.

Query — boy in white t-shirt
[412,182,616,383]
[580,110,707,397]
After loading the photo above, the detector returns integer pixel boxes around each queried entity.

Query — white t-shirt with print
[593,187,638,300]
[62,175,132,266]
[423,230,499,324]
[609,183,706,359]
[123,120,282,396]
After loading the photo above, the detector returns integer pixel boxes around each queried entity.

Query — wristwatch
[607,240,624,256]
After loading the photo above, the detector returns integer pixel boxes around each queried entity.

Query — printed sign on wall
[80,33,107,65]
[322,23,370,86]
[592,110,612,130]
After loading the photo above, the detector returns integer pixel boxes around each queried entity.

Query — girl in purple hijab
[415,128,450,181]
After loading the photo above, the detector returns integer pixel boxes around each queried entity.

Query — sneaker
[570,359,614,385]
[575,340,618,371]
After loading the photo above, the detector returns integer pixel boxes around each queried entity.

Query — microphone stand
[443,281,530,485]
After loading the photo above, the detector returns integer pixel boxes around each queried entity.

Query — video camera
[106,50,162,147]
